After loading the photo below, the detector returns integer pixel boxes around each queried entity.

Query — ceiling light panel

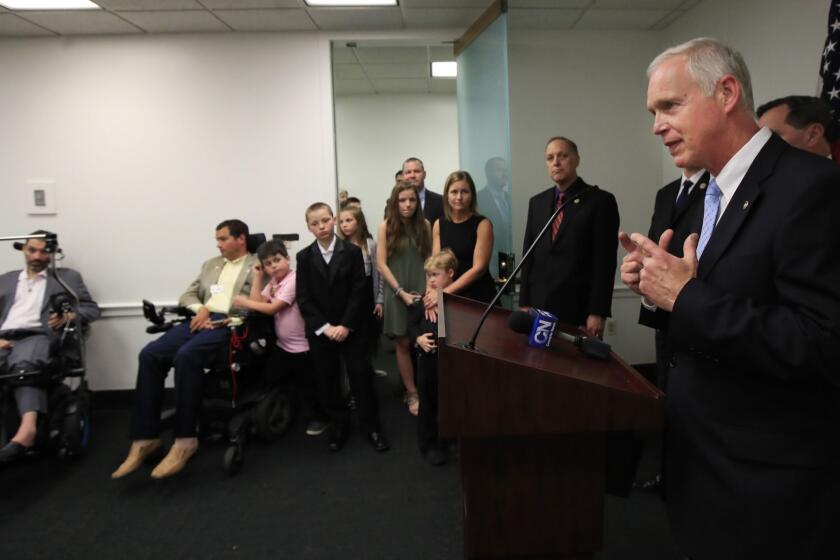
[305,0,397,6]
[431,60,457,78]
[0,0,100,9]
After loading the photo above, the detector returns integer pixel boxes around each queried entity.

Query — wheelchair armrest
[0,368,53,387]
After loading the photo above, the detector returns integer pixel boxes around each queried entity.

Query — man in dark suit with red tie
[519,136,619,338]
[620,38,840,558]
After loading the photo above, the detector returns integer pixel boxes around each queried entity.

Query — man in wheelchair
[0,231,100,464]
[112,219,259,480]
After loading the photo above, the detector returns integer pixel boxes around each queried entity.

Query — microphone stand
[464,186,595,350]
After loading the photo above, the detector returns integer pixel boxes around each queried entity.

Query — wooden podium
[438,294,664,560]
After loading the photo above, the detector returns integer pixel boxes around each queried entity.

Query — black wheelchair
[141,300,296,475]
[0,292,92,461]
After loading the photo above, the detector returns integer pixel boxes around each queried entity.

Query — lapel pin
[699,182,707,190]
[742,201,750,210]
[574,198,580,204]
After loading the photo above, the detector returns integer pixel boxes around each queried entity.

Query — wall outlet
[605,318,617,336]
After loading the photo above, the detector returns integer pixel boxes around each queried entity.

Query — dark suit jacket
[421,188,444,226]
[519,177,620,325]
[295,237,367,336]
[638,172,708,331]
[0,268,100,334]
[663,134,840,558]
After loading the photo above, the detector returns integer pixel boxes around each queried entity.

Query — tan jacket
[178,254,259,315]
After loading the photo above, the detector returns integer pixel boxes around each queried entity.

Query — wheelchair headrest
[12,230,62,254]
[272,233,300,243]
[247,233,266,254]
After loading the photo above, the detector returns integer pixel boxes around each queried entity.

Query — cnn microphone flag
[820,0,840,160]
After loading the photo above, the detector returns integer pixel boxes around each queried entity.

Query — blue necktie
[696,179,721,259]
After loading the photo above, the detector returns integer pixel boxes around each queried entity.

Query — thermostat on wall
[26,180,57,215]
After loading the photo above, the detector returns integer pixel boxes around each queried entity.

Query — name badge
[210,284,224,295]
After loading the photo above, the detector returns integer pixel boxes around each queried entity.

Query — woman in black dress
[430,170,496,304]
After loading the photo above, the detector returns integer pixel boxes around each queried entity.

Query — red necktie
[551,192,564,241]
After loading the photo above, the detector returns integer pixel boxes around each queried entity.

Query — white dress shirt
[1,270,47,331]
[710,126,772,223]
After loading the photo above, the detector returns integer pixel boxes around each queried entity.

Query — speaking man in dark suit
[620,38,840,559]
[519,136,619,338]
[402,157,443,225]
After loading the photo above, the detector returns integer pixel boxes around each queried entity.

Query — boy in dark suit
[296,203,389,452]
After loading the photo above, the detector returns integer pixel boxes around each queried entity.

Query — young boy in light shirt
[234,240,323,433]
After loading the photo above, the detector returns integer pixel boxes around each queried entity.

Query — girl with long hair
[376,182,431,415]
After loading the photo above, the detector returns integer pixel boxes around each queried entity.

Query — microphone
[508,309,612,360]
[464,185,596,350]
[508,308,559,348]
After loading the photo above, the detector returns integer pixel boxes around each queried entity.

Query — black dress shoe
[634,473,662,492]
[367,431,390,452]
[328,427,347,452]
[0,441,30,464]
[424,444,449,466]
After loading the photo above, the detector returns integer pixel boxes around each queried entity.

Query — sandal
[404,391,419,416]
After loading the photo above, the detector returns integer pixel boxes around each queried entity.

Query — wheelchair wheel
[253,388,293,441]
[58,392,91,460]
[223,445,243,475]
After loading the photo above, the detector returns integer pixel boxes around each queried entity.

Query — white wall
[507,30,665,363]
[0,32,336,390]
[334,93,459,215]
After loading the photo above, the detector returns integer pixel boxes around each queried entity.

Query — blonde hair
[424,249,458,274]
[442,170,480,222]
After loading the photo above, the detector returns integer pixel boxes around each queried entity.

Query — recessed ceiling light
[431,61,457,79]
[0,0,100,9]
[305,0,398,6]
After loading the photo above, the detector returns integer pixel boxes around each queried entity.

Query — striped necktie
[551,192,564,241]
[696,179,721,259]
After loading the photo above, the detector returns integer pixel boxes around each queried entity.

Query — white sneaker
[305,419,331,436]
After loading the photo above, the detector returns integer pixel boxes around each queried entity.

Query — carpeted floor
[0,348,680,559]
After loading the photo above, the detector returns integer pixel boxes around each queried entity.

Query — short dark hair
[216,219,249,239]
[22,230,55,250]
[395,169,403,179]
[756,96,836,142]
[340,196,361,209]
[545,136,579,155]
[256,240,288,263]
[402,157,425,171]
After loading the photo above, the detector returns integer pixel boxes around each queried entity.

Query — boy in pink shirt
[234,240,325,434]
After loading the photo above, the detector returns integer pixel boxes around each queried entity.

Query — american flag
[820,0,840,160]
